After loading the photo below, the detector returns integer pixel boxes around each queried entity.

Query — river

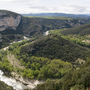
[0,69,44,90]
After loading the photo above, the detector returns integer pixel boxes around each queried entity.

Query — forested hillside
[7,38,73,79]
[20,35,90,62]
[61,23,90,35]
[0,34,23,49]
[7,35,90,90]
[18,17,87,37]
[34,57,90,90]
[49,24,90,49]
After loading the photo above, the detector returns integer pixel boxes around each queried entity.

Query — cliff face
[0,11,21,32]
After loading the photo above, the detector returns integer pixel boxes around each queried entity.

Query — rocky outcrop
[0,11,21,31]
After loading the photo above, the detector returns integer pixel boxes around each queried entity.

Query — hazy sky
[0,0,90,14]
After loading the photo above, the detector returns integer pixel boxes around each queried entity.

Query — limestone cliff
[0,11,21,32]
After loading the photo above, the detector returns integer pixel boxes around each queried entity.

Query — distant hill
[84,14,90,16]
[22,13,90,19]
[61,23,90,35]
[20,35,90,62]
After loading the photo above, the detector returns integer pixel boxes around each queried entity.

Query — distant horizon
[22,12,90,15]
[0,0,90,14]
[21,12,90,16]
[0,9,90,16]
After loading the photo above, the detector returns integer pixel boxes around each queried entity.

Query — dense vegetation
[49,27,90,49]
[0,50,14,73]
[20,35,90,62]
[18,17,82,37]
[33,23,90,90]
[0,34,23,49]
[7,35,90,80]
[61,23,90,35]
[34,57,90,90]
[49,25,90,49]
[49,24,90,48]
[8,39,73,79]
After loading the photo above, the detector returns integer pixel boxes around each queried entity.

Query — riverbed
[0,70,28,90]
[0,69,44,90]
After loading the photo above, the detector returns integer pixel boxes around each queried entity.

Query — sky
[0,0,90,14]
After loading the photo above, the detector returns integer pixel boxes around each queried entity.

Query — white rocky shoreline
[0,70,44,90]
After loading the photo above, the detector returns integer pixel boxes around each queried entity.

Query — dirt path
[7,53,25,69]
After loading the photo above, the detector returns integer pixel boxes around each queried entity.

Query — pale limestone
[0,15,21,31]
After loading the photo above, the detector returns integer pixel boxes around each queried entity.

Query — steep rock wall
[0,11,21,31]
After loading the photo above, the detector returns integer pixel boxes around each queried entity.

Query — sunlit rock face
[0,11,21,31]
